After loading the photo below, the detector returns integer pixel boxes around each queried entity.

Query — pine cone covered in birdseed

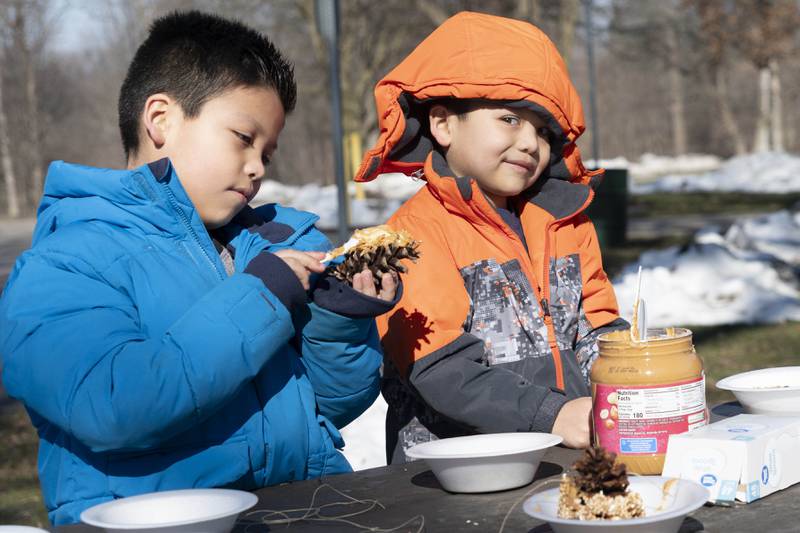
[557,446,645,520]
[326,225,420,292]
[571,446,630,497]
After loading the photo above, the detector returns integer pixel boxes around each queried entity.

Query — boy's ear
[428,104,454,149]
[141,93,175,149]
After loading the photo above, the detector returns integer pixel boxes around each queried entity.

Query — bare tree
[732,0,799,152]
[414,0,450,26]
[684,0,746,154]
[554,0,579,65]
[16,0,800,185]
[770,58,783,151]
[284,0,436,182]
[0,39,20,217]
[7,0,56,209]
[607,0,690,156]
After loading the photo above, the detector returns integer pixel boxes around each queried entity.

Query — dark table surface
[54,403,800,532]
[54,449,800,531]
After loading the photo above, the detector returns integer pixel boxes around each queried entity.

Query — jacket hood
[354,11,598,187]
[34,159,198,246]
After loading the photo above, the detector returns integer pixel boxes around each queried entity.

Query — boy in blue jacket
[0,11,398,525]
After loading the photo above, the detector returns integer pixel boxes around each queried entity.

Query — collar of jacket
[34,158,210,247]
[423,150,595,226]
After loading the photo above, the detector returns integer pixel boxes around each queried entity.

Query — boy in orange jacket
[354,11,629,463]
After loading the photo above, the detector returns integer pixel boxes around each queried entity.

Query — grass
[692,323,800,405]
[0,191,798,527]
[0,401,49,527]
[629,191,800,217]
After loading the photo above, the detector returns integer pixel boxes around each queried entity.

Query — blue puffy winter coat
[0,160,382,525]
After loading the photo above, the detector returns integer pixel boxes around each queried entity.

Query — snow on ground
[632,152,800,194]
[612,208,800,327]
[253,173,423,229]
[586,153,722,184]
[340,395,388,470]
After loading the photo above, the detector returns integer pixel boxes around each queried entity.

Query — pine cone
[330,226,420,292]
[570,446,630,496]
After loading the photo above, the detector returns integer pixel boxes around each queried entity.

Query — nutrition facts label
[616,379,705,423]
[594,376,707,455]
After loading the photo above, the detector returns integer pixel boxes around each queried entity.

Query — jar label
[593,376,706,456]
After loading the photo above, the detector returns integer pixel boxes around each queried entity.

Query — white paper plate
[405,432,562,493]
[716,366,800,415]
[523,476,708,533]
[80,488,257,533]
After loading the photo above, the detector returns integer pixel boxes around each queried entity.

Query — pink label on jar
[593,376,706,455]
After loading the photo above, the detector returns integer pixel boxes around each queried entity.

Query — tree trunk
[713,69,746,155]
[0,46,20,218]
[557,0,580,66]
[514,0,541,22]
[753,65,771,152]
[415,0,449,26]
[769,58,783,152]
[666,23,687,155]
[786,113,796,152]
[16,10,43,209]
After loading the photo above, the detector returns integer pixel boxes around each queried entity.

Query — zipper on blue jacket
[161,182,225,281]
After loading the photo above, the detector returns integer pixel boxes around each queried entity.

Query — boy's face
[430,104,551,209]
[160,86,286,229]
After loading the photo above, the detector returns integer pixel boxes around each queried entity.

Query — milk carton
[662,414,800,503]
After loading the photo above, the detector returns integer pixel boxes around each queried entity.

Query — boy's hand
[551,396,592,449]
[274,250,326,290]
[352,268,398,301]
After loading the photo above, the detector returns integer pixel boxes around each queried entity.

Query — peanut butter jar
[590,328,707,475]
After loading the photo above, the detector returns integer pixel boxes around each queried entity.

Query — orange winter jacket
[354,11,627,463]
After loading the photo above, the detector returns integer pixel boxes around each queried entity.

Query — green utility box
[586,167,628,248]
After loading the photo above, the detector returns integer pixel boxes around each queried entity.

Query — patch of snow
[252,173,422,230]
[340,395,388,470]
[356,172,426,200]
[632,152,800,194]
[585,153,722,184]
[613,209,800,327]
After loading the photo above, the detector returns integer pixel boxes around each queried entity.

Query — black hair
[118,10,297,159]
[432,97,556,144]
[430,97,475,120]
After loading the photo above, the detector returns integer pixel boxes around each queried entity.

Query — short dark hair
[118,10,297,159]
[430,97,474,120]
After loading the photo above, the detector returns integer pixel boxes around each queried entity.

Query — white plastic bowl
[0,527,50,532]
[716,366,800,415]
[80,488,258,533]
[523,476,709,533]
[404,432,562,493]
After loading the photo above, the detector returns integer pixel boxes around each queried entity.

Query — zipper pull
[540,298,550,316]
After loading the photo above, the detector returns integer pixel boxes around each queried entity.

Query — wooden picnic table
[54,403,799,532]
